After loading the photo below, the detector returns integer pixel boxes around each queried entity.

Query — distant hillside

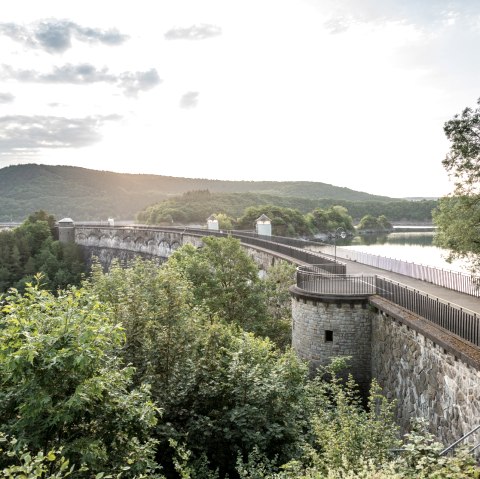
[0,164,398,221]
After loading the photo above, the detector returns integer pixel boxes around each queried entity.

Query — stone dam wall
[370,296,480,445]
[291,291,480,445]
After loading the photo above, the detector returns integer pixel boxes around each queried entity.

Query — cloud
[323,0,480,33]
[1,64,162,97]
[323,17,351,34]
[164,24,222,41]
[0,19,128,53]
[319,0,480,90]
[0,115,121,158]
[180,91,199,109]
[0,92,14,104]
[119,69,162,97]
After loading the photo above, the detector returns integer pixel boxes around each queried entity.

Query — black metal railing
[441,425,480,457]
[231,234,346,273]
[375,276,480,347]
[294,268,480,346]
[296,266,376,295]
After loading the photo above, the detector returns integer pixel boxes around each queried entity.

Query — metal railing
[441,425,480,457]
[375,276,480,347]
[232,234,346,274]
[294,268,480,347]
[296,266,376,295]
[231,231,480,299]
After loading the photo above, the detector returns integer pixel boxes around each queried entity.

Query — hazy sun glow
[1,0,479,197]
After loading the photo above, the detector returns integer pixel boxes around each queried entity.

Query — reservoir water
[337,229,468,273]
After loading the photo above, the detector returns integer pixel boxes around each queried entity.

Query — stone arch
[87,233,100,242]
[134,236,145,246]
[157,240,170,257]
[170,241,181,251]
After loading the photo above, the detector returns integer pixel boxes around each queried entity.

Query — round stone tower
[290,268,375,390]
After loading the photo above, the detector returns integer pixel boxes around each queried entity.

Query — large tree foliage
[168,237,269,334]
[0,279,160,477]
[237,205,312,237]
[136,190,435,228]
[87,257,307,477]
[434,99,480,274]
[443,98,480,195]
[356,214,393,233]
[305,206,354,235]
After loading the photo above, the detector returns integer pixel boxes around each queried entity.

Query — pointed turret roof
[256,214,271,222]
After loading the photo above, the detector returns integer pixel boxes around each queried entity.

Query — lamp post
[333,226,347,272]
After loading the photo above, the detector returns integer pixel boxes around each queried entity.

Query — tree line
[0,211,85,293]
[136,190,436,229]
[139,197,397,238]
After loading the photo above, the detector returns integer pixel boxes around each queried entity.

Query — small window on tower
[325,330,333,342]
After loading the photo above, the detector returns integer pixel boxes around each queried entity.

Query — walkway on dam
[324,253,480,315]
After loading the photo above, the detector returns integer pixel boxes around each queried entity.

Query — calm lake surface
[338,229,468,273]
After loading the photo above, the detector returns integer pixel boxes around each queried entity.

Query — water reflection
[355,232,434,246]
[337,231,467,272]
[333,231,435,247]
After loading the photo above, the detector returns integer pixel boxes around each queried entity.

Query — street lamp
[333,226,347,272]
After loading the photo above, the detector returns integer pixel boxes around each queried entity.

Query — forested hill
[0,163,398,221]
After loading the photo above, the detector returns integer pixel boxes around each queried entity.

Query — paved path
[331,254,480,315]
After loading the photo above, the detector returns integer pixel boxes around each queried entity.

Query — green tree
[262,262,296,349]
[433,195,480,274]
[237,206,311,237]
[88,259,203,401]
[87,258,308,477]
[434,98,480,275]
[178,328,307,477]
[27,210,57,237]
[169,236,268,334]
[442,98,480,194]
[213,212,236,230]
[306,206,354,234]
[0,279,160,477]
[357,214,393,232]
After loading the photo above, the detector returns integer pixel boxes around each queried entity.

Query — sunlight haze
[1,0,479,197]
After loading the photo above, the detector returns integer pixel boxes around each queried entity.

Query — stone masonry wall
[371,299,480,445]
[292,292,480,447]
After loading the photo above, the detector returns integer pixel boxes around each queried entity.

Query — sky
[1,0,480,198]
